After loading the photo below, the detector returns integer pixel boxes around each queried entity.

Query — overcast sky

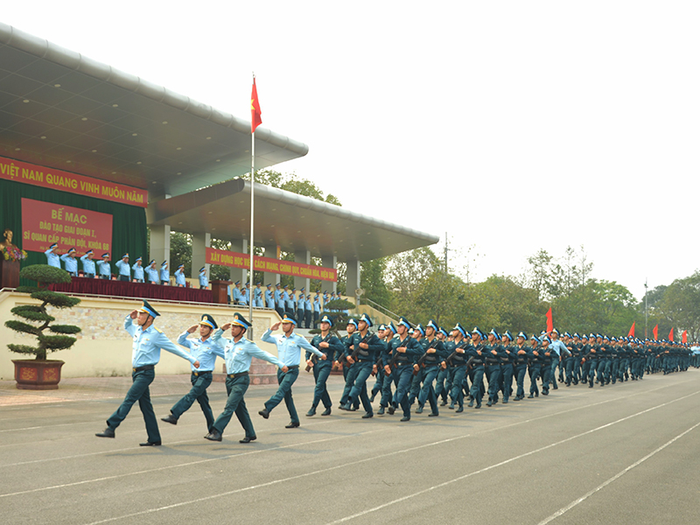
[4,1,699,300]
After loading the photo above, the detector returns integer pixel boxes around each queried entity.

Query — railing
[359,297,399,322]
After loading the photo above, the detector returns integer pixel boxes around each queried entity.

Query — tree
[242,169,342,207]
[360,258,391,308]
[657,272,700,341]
[5,265,81,360]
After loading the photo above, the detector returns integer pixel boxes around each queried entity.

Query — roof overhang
[0,23,308,199]
[148,179,440,261]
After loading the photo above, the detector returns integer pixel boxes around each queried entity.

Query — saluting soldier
[265,284,275,309]
[97,253,111,279]
[96,301,200,445]
[145,260,159,284]
[259,315,325,428]
[45,243,61,268]
[159,261,169,285]
[306,314,344,417]
[80,250,96,278]
[115,253,131,282]
[205,313,287,443]
[174,264,186,287]
[198,267,208,289]
[161,314,223,432]
[60,247,78,276]
[132,257,145,283]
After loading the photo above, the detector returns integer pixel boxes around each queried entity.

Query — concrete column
[229,239,248,284]
[294,249,310,293]
[346,259,361,303]
[263,245,280,287]
[149,224,170,268]
[322,254,338,294]
[192,232,211,278]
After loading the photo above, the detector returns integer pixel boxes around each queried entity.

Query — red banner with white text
[205,248,337,282]
[21,198,113,255]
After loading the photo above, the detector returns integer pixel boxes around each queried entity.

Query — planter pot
[12,359,65,390]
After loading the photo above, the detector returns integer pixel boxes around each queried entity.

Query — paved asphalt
[1,369,699,525]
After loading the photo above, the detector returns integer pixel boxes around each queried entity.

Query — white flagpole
[249,77,256,337]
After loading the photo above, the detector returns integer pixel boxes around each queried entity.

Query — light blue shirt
[177,331,224,372]
[97,260,111,277]
[60,253,78,273]
[146,266,160,284]
[45,248,61,268]
[115,259,130,278]
[160,267,169,283]
[261,328,322,367]
[314,297,321,313]
[265,289,274,308]
[124,316,197,368]
[212,330,284,374]
[132,263,144,281]
[254,287,263,307]
[239,289,249,306]
[549,339,569,357]
[174,268,186,286]
[199,271,208,288]
[80,254,96,275]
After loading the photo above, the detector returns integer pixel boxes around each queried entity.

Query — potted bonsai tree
[5,264,81,389]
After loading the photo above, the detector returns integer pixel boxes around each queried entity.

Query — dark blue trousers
[212,374,255,438]
[170,372,214,431]
[265,367,300,424]
[106,368,159,442]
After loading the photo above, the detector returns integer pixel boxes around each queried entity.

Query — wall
[0,291,279,380]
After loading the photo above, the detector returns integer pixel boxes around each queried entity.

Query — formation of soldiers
[311,315,699,422]
[95,301,698,446]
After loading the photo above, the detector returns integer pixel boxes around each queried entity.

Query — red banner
[21,198,113,254]
[205,248,337,282]
[0,156,147,208]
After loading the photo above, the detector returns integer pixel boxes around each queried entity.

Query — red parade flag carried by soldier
[669,328,674,342]
[682,330,688,344]
[545,307,553,332]
[652,324,658,340]
[251,77,262,132]
[628,322,635,337]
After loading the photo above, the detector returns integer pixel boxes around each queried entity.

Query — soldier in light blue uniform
[162,314,223,432]
[159,261,169,285]
[232,281,242,304]
[95,300,200,446]
[304,294,313,328]
[205,313,287,443]
[45,243,61,268]
[254,282,263,307]
[60,247,78,276]
[132,257,144,283]
[145,260,159,284]
[174,264,186,287]
[265,284,275,309]
[97,253,111,279]
[313,291,321,328]
[115,254,130,282]
[80,250,96,278]
[259,314,325,428]
[198,267,208,289]
[284,286,295,320]
[239,283,249,306]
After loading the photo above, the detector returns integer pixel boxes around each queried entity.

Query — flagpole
[249,73,256,338]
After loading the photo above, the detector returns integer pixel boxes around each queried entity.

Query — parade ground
[1,370,699,525]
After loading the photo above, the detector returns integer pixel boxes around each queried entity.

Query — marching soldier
[205,313,287,443]
[306,315,344,417]
[384,317,422,421]
[162,314,223,431]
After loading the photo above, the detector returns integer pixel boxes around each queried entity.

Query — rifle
[413,338,440,375]
[306,332,331,372]
[349,331,374,363]
[386,336,412,375]
[444,339,468,368]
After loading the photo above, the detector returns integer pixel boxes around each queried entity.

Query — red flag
[251,77,262,132]
[652,324,658,340]
[545,307,553,332]
[669,328,674,342]
[628,321,635,337]
[682,330,687,344]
